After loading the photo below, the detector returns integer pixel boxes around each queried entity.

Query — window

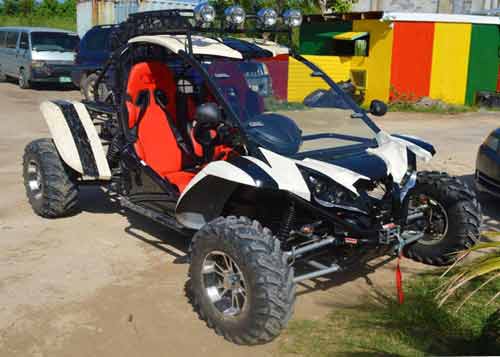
[31,32,79,52]
[19,32,29,50]
[83,27,112,51]
[485,135,499,152]
[0,32,6,48]
[6,32,18,49]
[332,32,369,57]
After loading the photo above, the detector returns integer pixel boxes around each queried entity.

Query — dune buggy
[23,7,482,345]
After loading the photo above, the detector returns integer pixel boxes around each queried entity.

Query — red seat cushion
[164,171,196,193]
[127,61,195,192]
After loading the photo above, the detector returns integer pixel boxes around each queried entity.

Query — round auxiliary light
[283,9,303,27]
[225,5,246,26]
[194,3,216,24]
[257,8,278,28]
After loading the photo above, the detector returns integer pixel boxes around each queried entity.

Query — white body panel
[40,101,111,180]
[129,35,243,59]
[40,101,83,174]
[71,101,112,180]
[296,158,369,194]
[247,148,310,201]
[179,160,255,202]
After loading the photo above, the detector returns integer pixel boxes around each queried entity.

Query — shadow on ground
[2,77,77,91]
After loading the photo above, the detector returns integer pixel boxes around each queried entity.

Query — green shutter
[299,21,352,55]
[466,24,500,105]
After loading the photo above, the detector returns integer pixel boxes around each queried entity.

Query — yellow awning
[334,31,368,41]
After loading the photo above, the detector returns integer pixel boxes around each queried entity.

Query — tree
[3,0,20,16]
[326,0,357,13]
[19,0,35,17]
[208,0,355,15]
[35,0,61,18]
[59,0,77,19]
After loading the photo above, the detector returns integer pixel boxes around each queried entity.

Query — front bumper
[475,170,500,198]
[31,64,74,84]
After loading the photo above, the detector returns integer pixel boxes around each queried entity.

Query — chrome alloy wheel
[202,251,247,317]
[27,160,43,200]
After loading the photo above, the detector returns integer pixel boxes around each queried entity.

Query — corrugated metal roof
[382,12,500,25]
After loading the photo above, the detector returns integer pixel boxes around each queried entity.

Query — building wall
[351,19,394,104]
[390,22,435,100]
[296,18,499,105]
[76,0,197,37]
[287,56,351,102]
[429,23,472,104]
[466,24,500,104]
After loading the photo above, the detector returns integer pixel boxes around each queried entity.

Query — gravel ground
[0,81,498,356]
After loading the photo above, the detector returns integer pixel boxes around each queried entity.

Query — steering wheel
[192,103,223,162]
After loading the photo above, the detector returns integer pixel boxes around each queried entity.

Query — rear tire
[18,68,30,89]
[82,72,113,102]
[82,72,97,100]
[404,171,481,266]
[189,216,295,345]
[23,139,79,218]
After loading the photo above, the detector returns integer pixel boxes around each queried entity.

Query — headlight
[31,60,47,68]
[225,6,246,26]
[257,8,278,28]
[283,9,302,27]
[194,3,215,25]
[305,173,357,208]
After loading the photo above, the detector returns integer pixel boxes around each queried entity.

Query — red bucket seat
[126,61,196,193]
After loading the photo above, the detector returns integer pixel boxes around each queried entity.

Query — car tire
[23,139,79,218]
[189,216,295,345]
[82,72,97,100]
[79,73,87,95]
[18,68,30,89]
[404,171,482,266]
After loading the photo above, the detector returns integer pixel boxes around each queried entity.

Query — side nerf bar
[40,100,112,180]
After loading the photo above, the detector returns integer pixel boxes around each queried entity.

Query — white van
[0,27,79,89]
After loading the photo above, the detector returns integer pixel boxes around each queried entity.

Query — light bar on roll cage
[224,5,246,27]
[257,8,278,28]
[193,3,216,26]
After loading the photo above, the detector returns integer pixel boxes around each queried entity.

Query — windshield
[204,56,379,157]
[31,32,79,52]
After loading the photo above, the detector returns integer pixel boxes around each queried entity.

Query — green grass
[0,16,76,31]
[280,272,499,356]
[388,102,476,115]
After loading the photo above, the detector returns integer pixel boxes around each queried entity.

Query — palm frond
[438,242,500,309]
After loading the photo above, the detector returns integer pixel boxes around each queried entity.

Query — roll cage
[93,9,382,159]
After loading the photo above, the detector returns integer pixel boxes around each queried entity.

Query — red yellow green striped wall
[295,19,499,105]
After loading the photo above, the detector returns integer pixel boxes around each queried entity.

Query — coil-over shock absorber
[279,200,296,242]
[106,134,125,168]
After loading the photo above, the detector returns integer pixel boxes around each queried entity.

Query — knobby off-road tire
[404,171,481,266]
[23,139,79,218]
[189,216,295,345]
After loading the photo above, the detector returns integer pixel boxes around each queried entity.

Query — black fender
[40,100,111,180]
